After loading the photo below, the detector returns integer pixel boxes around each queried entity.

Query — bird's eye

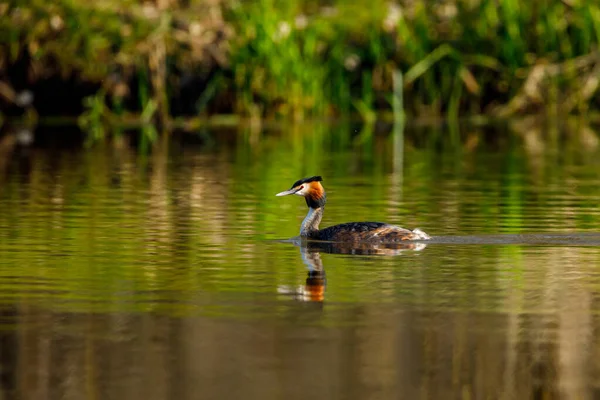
[299,185,304,190]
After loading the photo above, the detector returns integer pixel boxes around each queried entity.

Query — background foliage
[1,0,600,122]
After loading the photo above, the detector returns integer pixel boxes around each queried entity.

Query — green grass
[228,0,600,119]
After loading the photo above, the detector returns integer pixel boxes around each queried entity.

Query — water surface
[0,121,599,399]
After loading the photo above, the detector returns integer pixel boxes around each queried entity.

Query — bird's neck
[300,207,324,237]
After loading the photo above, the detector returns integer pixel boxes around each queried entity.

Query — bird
[276,176,430,242]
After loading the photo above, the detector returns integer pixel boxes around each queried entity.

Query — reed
[228,0,600,119]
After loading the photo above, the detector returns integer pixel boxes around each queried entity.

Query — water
[1,121,600,399]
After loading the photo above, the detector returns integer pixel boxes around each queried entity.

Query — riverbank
[2,0,600,128]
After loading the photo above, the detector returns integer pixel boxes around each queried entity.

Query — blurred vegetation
[1,0,600,130]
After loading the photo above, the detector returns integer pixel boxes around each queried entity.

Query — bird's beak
[275,188,298,196]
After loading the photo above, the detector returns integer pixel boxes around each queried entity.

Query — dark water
[1,121,600,399]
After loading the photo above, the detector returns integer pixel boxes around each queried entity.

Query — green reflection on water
[0,121,599,316]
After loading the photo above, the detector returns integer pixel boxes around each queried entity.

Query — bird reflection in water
[278,238,428,302]
[277,247,327,302]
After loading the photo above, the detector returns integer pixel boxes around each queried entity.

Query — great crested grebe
[276,176,430,242]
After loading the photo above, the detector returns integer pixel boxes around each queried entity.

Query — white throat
[300,207,323,237]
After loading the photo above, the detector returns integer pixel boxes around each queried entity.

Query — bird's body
[276,176,430,242]
[314,221,419,242]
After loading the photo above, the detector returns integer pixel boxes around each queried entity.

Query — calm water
[1,121,600,399]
